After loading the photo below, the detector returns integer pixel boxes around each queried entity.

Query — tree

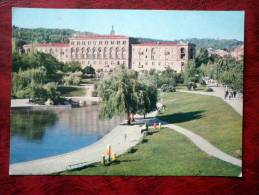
[195,48,209,67]
[63,61,82,73]
[98,68,138,125]
[98,68,158,124]
[136,84,158,119]
[62,71,83,86]
[83,66,96,76]
[184,60,200,84]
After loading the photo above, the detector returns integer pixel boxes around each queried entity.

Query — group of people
[224,89,237,100]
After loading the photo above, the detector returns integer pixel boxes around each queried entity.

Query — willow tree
[136,84,158,119]
[98,68,138,125]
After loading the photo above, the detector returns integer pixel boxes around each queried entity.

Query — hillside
[137,37,243,50]
[12,26,94,44]
[13,26,243,50]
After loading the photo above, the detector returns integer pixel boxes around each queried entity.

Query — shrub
[62,71,82,86]
[186,82,197,91]
[161,84,176,92]
[205,87,214,92]
[92,90,98,97]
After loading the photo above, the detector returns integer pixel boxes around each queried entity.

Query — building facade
[23,29,195,73]
[131,42,195,72]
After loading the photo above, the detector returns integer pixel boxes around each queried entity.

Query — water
[10,105,123,164]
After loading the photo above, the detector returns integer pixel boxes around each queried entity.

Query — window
[105,41,108,45]
[99,41,102,45]
[77,41,80,45]
[93,41,96,45]
[71,41,74,45]
[111,41,114,45]
[82,41,85,45]
[180,48,185,59]
[117,41,120,44]
[88,41,91,45]
[122,41,126,44]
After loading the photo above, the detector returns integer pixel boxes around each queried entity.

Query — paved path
[160,122,242,167]
[10,123,145,175]
[178,86,243,116]
[135,110,242,168]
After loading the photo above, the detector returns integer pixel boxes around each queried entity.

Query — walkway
[178,85,243,116]
[160,122,242,167]
[10,123,144,175]
[136,110,242,168]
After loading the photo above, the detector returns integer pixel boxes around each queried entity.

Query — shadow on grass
[158,110,205,124]
[147,131,159,136]
[142,139,149,143]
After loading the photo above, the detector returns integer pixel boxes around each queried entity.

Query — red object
[1,0,259,194]
[153,122,157,129]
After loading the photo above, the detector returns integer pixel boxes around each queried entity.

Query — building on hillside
[230,44,244,60]
[131,41,195,72]
[23,27,195,73]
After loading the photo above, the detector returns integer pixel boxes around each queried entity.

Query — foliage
[43,82,61,103]
[83,66,96,76]
[91,90,98,97]
[12,51,63,82]
[57,86,86,97]
[12,26,94,44]
[62,71,83,86]
[186,82,197,91]
[12,67,47,98]
[205,87,214,92]
[195,48,209,67]
[98,68,158,124]
[184,60,201,84]
[63,61,82,73]
[160,84,176,92]
[136,84,158,118]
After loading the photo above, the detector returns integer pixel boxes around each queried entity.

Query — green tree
[83,66,96,76]
[63,61,82,73]
[98,68,158,124]
[136,84,158,119]
[195,48,209,67]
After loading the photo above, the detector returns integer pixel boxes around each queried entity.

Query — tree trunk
[131,114,135,122]
[127,112,131,125]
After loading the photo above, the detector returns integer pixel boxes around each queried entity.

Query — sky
[12,8,245,41]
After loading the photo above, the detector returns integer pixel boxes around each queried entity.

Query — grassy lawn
[58,86,86,97]
[62,128,241,176]
[80,78,98,85]
[158,92,242,158]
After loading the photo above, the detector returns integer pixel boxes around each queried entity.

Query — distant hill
[12,26,95,44]
[175,38,243,50]
[136,37,243,50]
[13,26,243,50]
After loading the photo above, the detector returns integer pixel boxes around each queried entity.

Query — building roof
[69,34,129,40]
[36,43,69,47]
[132,41,187,46]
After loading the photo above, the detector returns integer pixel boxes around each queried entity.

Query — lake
[10,105,123,164]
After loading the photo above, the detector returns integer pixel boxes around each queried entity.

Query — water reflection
[10,105,123,163]
[11,110,58,140]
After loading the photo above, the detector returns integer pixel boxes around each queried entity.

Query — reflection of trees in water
[11,110,58,141]
[57,105,124,137]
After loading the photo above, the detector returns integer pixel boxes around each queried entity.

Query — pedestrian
[225,90,229,99]
[233,91,237,99]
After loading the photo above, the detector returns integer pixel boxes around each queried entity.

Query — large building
[131,41,195,72]
[23,27,195,73]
